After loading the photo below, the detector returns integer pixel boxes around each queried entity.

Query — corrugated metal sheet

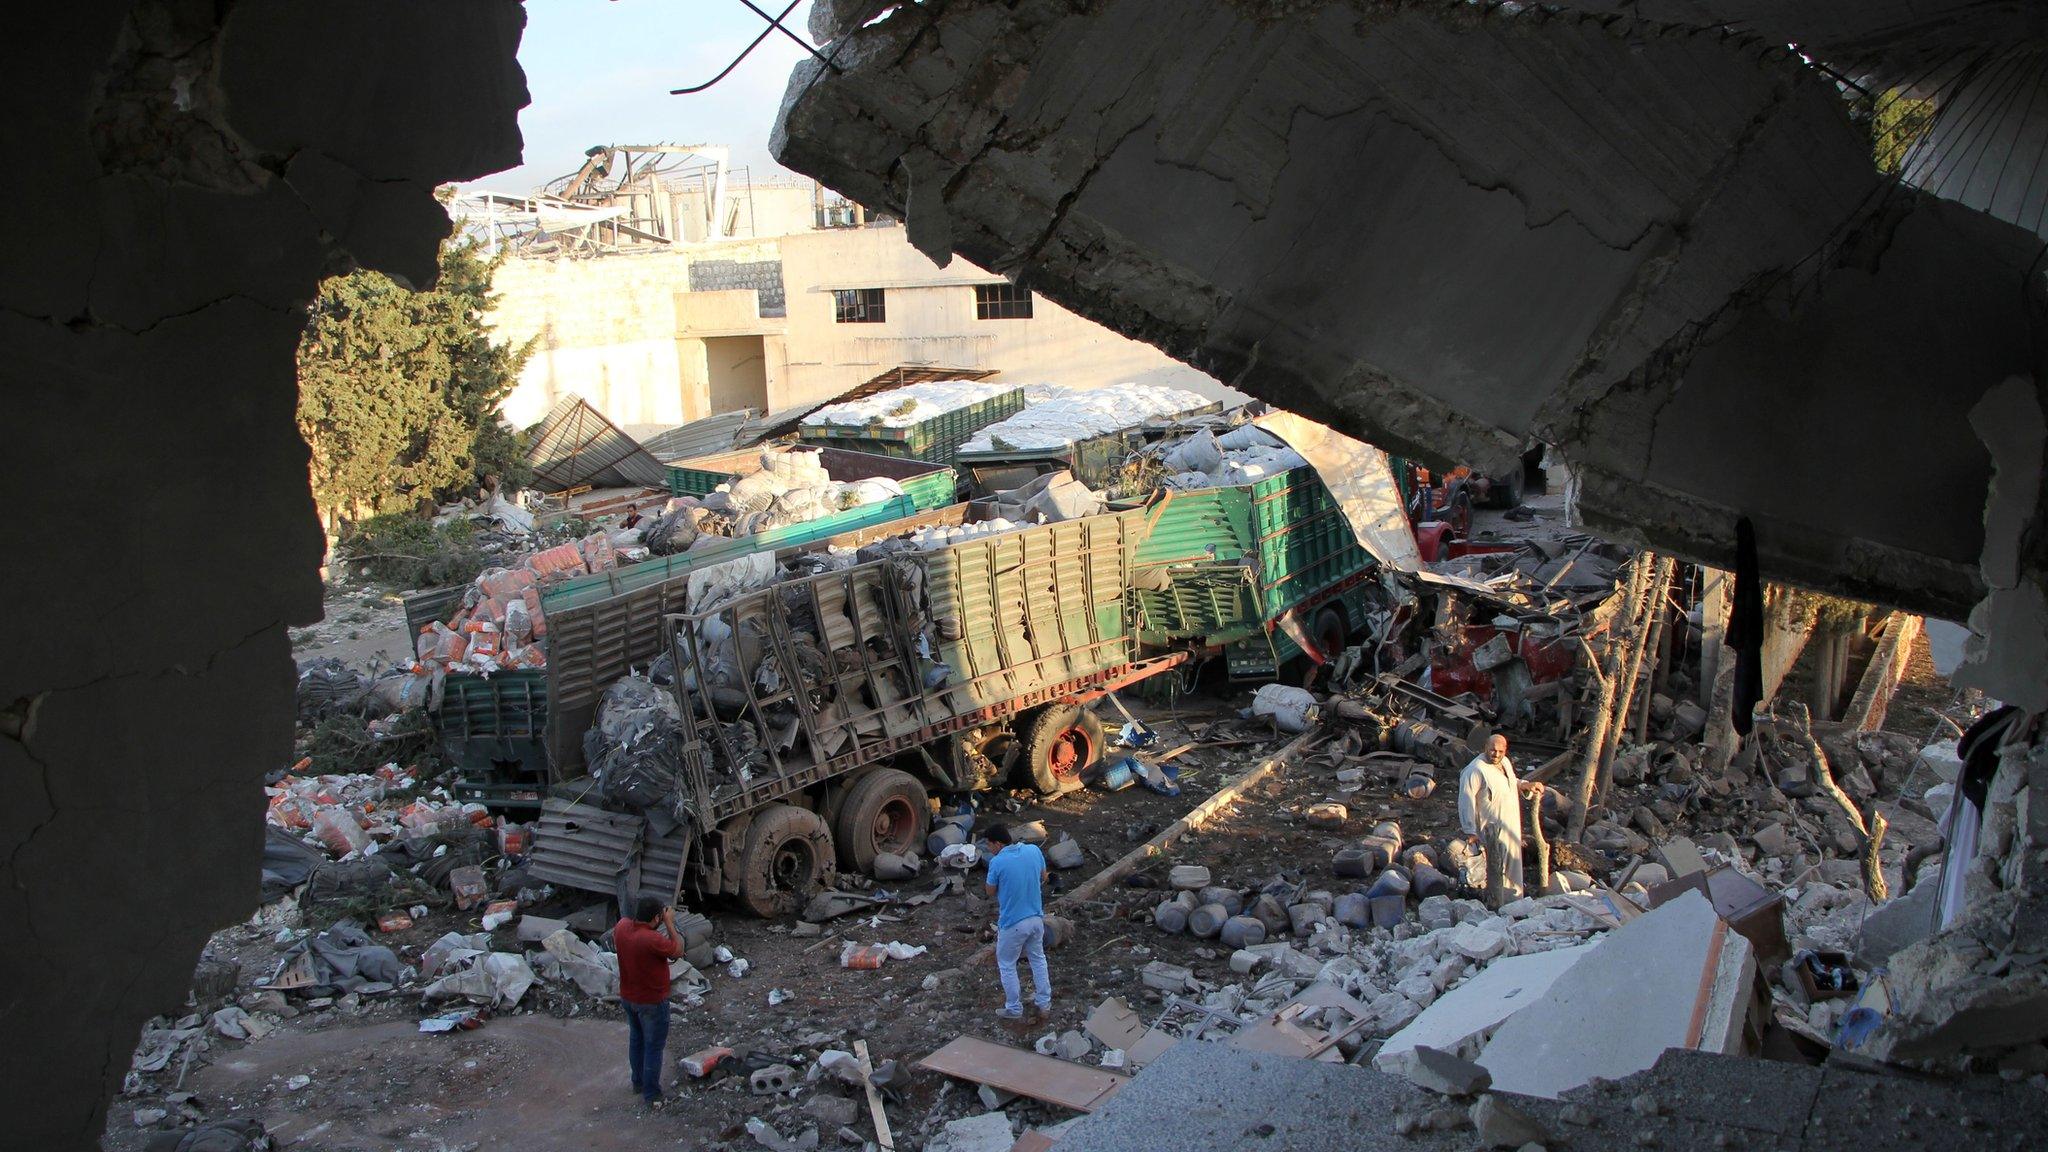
[526,396,669,491]
[526,798,688,898]
[629,408,761,463]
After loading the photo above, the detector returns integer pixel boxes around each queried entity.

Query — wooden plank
[916,1035,1129,1113]
[854,1039,896,1152]
[966,729,1321,966]
[1009,1132,1059,1152]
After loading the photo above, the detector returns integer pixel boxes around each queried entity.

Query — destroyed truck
[527,508,1186,916]
[404,447,954,809]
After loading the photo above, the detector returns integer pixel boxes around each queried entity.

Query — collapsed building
[8,0,2048,1146]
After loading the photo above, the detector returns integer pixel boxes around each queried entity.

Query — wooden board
[917,1035,1129,1113]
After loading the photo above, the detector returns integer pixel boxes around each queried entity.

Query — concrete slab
[1476,891,1752,1099]
[1374,942,1597,1067]
[1051,1041,1467,1152]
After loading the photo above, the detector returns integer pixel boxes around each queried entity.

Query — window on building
[833,287,887,323]
[974,282,1034,320]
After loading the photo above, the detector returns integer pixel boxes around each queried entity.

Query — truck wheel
[834,768,930,874]
[1020,704,1105,795]
[736,804,836,919]
[1311,606,1348,661]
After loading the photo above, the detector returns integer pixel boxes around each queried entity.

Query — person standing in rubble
[984,824,1053,1025]
[615,894,682,1106]
[1459,733,1545,905]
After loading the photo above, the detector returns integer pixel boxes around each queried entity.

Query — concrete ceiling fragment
[772,0,2048,623]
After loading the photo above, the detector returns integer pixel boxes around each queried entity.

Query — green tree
[297,238,531,532]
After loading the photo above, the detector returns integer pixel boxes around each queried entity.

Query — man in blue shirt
[983,824,1052,1022]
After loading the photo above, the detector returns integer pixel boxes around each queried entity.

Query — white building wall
[487,222,1235,433]
[489,251,703,428]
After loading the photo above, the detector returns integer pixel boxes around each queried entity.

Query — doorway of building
[705,335,769,414]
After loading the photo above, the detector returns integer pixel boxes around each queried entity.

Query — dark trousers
[625,1000,671,1100]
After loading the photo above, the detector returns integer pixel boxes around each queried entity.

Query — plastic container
[311,810,371,857]
[1092,756,1138,792]
[840,943,887,970]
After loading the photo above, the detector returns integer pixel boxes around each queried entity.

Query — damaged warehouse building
[9,0,2048,1149]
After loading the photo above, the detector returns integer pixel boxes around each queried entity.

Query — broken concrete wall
[775,0,2046,624]
[1871,724,2048,1064]
[0,2,525,1143]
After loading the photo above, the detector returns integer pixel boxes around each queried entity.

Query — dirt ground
[293,583,413,672]
[104,687,1496,1152]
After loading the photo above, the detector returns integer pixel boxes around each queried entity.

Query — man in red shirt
[615,894,683,1104]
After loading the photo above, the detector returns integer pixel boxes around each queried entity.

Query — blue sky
[477,0,820,192]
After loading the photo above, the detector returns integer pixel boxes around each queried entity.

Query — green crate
[798,387,1027,469]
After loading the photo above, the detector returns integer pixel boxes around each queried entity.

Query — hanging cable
[671,0,830,96]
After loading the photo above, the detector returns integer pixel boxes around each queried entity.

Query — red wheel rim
[1047,725,1095,780]
[871,797,916,853]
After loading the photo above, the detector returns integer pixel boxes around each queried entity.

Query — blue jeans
[625,1000,671,1100]
[996,916,1051,1015]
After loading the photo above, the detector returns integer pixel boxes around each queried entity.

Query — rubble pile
[1591,722,1933,884]
[1141,887,1604,1047]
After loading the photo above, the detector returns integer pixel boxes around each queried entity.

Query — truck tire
[1020,704,1106,795]
[1288,606,1350,687]
[834,768,930,874]
[736,804,836,919]
[1311,606,1348,661]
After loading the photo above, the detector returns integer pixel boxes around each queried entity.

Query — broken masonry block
[1335,892,1372,929]
[1370,893,1407,929]
[1140,960,1195,993]
[1287,903,1327,936]
[1334,846,1376,878]
[1387,1045,1492,1097]
[749,1063,797,1095]
[1470,1093,1548,1148]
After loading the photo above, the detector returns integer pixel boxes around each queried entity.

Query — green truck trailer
[1123,459,1388,679]
[795,385,1028,473]
[405,449,954,808]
